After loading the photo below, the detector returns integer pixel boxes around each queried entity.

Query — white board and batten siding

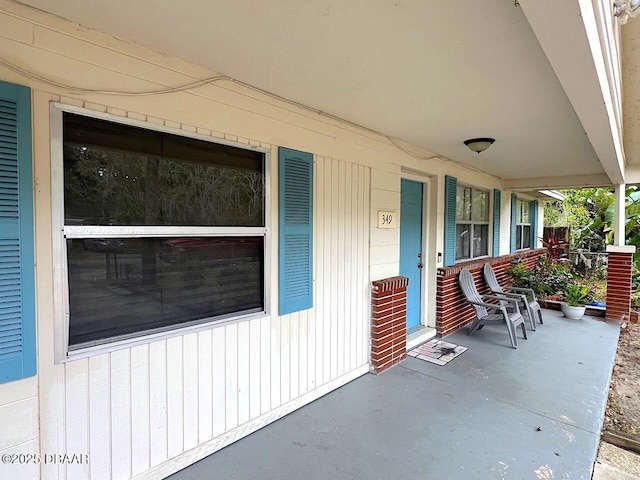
[43,155,371,480]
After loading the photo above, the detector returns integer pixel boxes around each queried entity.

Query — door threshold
[406,326,437,350]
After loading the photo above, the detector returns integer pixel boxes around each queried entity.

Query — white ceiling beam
[519,0,625,185]
[504,174,612,191]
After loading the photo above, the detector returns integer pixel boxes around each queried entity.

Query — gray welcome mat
[408,339,467,366]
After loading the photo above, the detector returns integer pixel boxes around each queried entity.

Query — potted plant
[560,283,592,320]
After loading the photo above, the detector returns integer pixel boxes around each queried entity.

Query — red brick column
[371,276,409,373]
[605,246,636,321]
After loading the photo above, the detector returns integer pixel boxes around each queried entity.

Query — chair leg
[538,308,544,324]
[467,317,483,335]
[505,319,518,349]
[525,303,536,331]
[520,322,527,339]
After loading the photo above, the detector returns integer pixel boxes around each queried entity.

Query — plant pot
[560,303,586,320]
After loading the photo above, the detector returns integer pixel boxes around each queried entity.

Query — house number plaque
[377,210,397,229]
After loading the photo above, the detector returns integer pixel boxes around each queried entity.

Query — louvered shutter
[278,147,313,315]
[0,81,35,384]
[530,200,538,249]
[510,193,517,253]
[493,189,501,257]
[443,175,457,267]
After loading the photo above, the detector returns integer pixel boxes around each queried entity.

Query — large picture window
[516,199,531,250]
[60,111,266,350]
[455,185,489,261]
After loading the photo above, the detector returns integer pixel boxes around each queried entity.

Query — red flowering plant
[541,231,569,261]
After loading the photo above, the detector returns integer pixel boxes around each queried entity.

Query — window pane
[456,224,471,260]
[473,224,489,257]
[63,112,264,227]
[521,201,530,224]
[522,226,531,249]
[516,225,522,249]
[456,186,471,221]
[472,190,488,222]
[67,237,264,347]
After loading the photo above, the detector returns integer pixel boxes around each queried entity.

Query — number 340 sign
[377,210,397,229]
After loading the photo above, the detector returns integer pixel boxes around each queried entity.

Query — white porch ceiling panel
[18,0,610,184]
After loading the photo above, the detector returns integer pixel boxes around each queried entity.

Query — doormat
[407,339,467,366]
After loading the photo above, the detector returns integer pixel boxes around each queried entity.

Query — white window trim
[455,184,491,262]
[516,198,532,251]
[50,103,272,363]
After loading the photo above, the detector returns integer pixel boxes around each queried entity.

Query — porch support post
[605,184,636,321]
[613,183,626,246]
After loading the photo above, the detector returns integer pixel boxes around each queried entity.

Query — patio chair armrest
[504,286,535,300]
[480,294,521,315]
[467,299,505,311]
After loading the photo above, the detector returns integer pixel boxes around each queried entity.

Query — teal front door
[400,179,423,331]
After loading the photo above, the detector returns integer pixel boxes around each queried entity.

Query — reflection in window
[455,186,489,261]
[63,113,264,227]
[67,237,264,346]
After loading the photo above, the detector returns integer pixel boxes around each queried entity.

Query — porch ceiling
[17,0,624,190]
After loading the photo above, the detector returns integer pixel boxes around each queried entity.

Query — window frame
[515,198,531,251]
[454,184,491,262]
[50,103,271,362]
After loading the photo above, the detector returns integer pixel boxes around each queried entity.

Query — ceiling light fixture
[615,0,640,24]
[464,138,495,154]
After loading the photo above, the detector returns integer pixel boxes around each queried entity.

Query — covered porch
[169,309,619,480]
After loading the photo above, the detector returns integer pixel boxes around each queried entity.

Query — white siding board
[131,344,151,476]
[330,158,339,381]
[237,321,250,425]
[280,314,291,403]
[249,317,261,420]
[183,333,199,451]
[337,159,347,377]
[350,164,359,371]
[269,315,281,409]
[212,327,226,436]
[198,331,213,443]
[259,316,271,415]
[363,168,372,364]
[88,354,111,479]
[149,341,168,467]
[290,311,299,400]
[322,157,332,386]
[166,337,184,458]
[225,323,239,430]
[110,349,132,480]
[299,311,308,396]
[315,157,326,388]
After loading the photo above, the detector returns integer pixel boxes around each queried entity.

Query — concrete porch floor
[169,310,620,480]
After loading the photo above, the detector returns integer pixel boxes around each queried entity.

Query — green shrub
[505,257,572,299]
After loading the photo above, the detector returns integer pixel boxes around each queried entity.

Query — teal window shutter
[492,189,501,257]
[443,175,457,267]
[510,193,517,254]
[278,147,313,315]
[530,200,539,249]
[0,81,35,384]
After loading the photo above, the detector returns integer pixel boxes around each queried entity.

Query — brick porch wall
[436,249,546,336]
[371,276,409,373]
[605,251,634,321]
